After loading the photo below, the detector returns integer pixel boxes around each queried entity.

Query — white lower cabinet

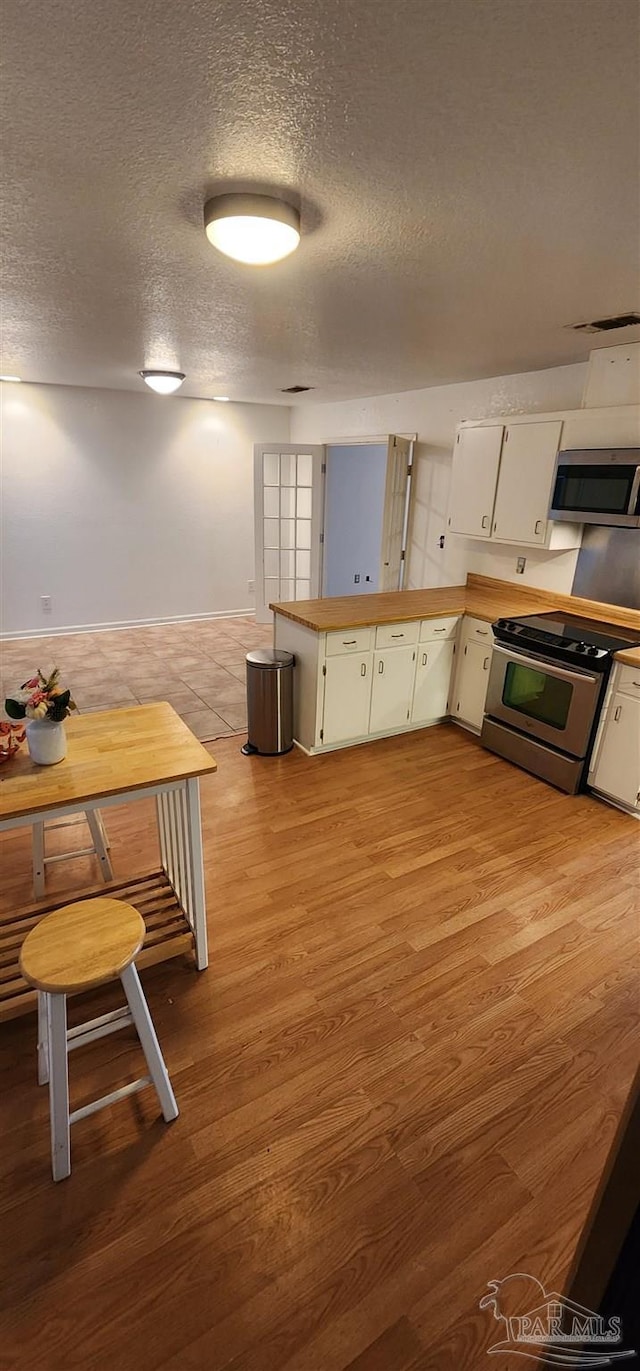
[321,653,372,746]
[411,640,455,724]
[452,639,492,731]
[590,691,640,812]
[369,646,417,733]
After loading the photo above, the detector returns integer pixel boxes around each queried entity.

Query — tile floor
[1,616,274,742]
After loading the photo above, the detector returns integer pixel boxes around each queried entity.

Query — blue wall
[323,443,387,597]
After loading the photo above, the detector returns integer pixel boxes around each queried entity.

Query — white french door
[379,435,413,591]
[254,444,325,623]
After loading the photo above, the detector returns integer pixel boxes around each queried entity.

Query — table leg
[185,778,208,971]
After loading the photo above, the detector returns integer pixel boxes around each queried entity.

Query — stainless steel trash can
[241,648,294,756]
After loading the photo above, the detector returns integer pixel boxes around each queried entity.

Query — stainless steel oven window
[501,661,573,731]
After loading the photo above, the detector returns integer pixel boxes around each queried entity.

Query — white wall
[1,383,289,634]
[324,443,387,596]
[290,362,589,594]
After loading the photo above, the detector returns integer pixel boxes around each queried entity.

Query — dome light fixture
[213,395,230,402]
[0,374,21,383]
[139,369,186,395]
[204,194,300,265]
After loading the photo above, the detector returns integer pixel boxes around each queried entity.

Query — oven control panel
[494,619,609,660]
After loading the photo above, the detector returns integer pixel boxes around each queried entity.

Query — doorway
[323,443,388,597]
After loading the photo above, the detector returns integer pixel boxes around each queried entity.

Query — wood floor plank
[0,721,637,1371]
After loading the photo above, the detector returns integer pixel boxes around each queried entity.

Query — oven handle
[490,642,600,687]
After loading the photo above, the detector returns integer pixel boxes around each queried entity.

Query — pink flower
[23,677,40,690]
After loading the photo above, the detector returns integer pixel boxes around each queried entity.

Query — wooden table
[0,703,217,1021]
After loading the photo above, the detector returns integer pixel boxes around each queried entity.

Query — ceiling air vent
[569,312,640,334]
[281,385,314,393]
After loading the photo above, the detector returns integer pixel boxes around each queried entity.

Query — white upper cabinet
[447,416,581,550]
[491,420,563,546]
[447,426,504,539]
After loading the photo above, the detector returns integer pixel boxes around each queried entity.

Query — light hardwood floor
[0,725,638,1370]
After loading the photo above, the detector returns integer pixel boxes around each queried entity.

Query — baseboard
[1,607,256,641]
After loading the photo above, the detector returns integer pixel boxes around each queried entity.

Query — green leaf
[5,698,26,720]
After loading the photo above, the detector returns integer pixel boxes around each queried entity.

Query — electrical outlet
[41,595,52,613]
[247,579,255,595]
[516,557,526,575]
[354,574,360,584]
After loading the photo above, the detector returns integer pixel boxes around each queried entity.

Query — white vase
[26,719,67,765]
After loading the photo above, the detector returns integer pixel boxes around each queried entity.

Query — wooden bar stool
[32,810,113,900]
[19,897,178,1182]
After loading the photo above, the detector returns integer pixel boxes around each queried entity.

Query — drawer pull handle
[343,639,357,645]
[361,663,367,677]
[632,680,640,687]
[433,628,446,633]
[476,629,488,636]
[481,514,489,529]
[614,705,622,721]
[534,519,544,535]
[391,633,404,639]
[378,660,384,674]
[422,652,428,666]
[483,656,490,670]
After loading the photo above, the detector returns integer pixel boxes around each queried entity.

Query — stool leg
[86,810,114,884]
[32,822,45,900]
[37,991,50,1085]
[120,964,178,1123]
[95,808,111,851]
[47,993,71,1182]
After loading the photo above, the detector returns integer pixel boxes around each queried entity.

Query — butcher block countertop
[615,646,640,667]
[271,574,640,662]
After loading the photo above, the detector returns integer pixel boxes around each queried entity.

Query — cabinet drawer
[419,615,459,642]
[325,627,373,657]
[617,664,640,698]
[462,616,493,645]
[375,621,419,649]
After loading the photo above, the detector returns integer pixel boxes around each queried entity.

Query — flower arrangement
[5,668,76,724]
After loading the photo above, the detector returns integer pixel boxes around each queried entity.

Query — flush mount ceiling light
[213,395,230,402]
[204,194,300,265]
[139,369,186,395]
[0,374,21,383]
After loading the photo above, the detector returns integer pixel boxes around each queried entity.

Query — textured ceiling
[1,0,639,404]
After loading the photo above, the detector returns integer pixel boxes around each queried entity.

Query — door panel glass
[281,520,295,549]
[280,579,295,601]
[296,519,312,549]
[264,548,279,578]
[296,549,311,578]
[263,519,279,549]
[264,486,279,518]
[280,549,295,578]
[280,487,296,518]
[296,579,311,599]
[265,578,280,604]
[503,662,572,730]
[297,453,313,486]
[296,487,312,519]
[280,453,296,486]
[263,453,280,485]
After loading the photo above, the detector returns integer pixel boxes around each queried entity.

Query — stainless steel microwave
[549,448,640,527]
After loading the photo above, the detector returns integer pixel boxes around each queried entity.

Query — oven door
[485,644,601,757]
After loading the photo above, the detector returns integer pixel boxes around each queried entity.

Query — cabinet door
[492,420,563,545]
[447,426,504,539]
[369,646,417,733]
[411,640,455,723]
[592,693,640,808]
[322,654,372,745]
[453,640,491,731]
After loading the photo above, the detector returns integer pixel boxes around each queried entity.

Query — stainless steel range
[481,612,640,794]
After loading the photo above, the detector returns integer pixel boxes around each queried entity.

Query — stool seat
[20,897,145,995]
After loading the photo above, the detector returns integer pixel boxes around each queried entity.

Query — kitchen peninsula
[272,574,640,813]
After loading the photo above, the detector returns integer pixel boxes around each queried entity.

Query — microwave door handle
[629,465,640,516]
[490,642,600,687]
